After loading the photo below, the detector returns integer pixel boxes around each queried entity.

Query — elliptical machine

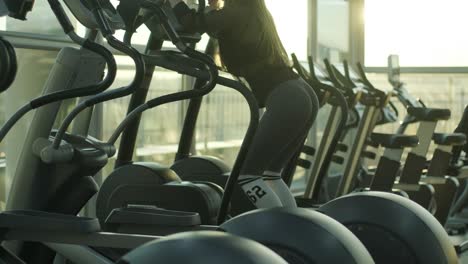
[0,1,17,92]
[100,4,459,262]
[0,1,294,263]
[2,1,459,263]
[98,10,458,262]
[291,56,459,263]
[89,2,378,264]
[0,1,377,263]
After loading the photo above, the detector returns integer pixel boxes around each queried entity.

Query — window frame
[366,66,468,74]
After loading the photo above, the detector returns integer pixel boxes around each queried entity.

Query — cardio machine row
[0,0,464,263]
[291,53,468,235]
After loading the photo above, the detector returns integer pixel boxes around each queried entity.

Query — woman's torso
[215,6,298,107]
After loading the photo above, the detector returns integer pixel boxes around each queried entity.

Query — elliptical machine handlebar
[63,0,125,31]
[355,62,391,106]
[323,59,344,88]
[106,0,218,145]
[43,0,145,161]
[96,0,261,225]
[0,0,118,144]
[323,59,358,101]
[46,0,212,163]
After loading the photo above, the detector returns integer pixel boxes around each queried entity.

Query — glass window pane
[365,0,468,67]
[101,56,184,172]
[3,1,78,35]
[317,0,349,63]
[364,73,468,169]
[266,0,309,60]
[196,81,249,167]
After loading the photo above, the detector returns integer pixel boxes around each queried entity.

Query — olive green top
[174,3,298,107]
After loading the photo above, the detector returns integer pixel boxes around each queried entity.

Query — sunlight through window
[266,0,309,60]
[365,0,468,67]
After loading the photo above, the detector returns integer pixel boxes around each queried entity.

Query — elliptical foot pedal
[104,206,204,235]
[106,206,201,227]
[0,210,100,233]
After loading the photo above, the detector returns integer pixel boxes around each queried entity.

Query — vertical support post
[349,0,365,66]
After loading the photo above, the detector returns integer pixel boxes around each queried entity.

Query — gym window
[365,0,468,67]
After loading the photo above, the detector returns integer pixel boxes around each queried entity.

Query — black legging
[241,78,319,175]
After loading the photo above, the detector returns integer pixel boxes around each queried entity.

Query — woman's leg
[263,80,319,207]
[239,79,318,208]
